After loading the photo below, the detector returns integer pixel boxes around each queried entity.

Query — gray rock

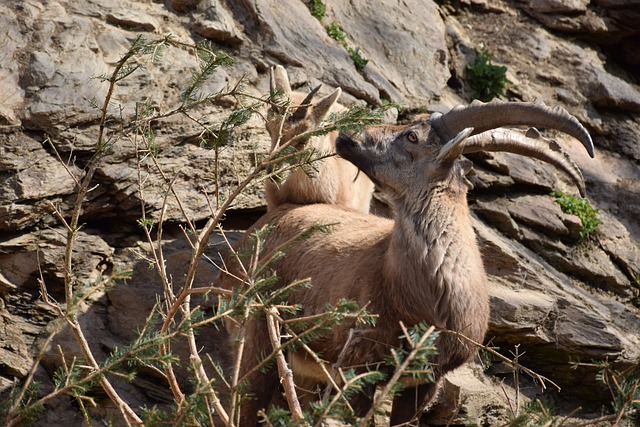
[20,8,109,131]
[0,300,32,377]
[489,285,555,336]
[474,192,633,297]
[0,5,26,127]
[475,216,640,395]
[572,138,640,234]
[105,10,159,31]
[0,228,114,295]
[84,115,270,222]
[498,152,564,193]
[466,149,565,195]
[598,210,640,280]
[506,194,582,239]
[526,0,590,13]
[166,0,201,13]
[467,165,516,191]
[0,201,64,232]
[554,86,586,106]
[234,0,379,105]
[520,226,633,296]
[474,198,522,239]
[585,65,640,111]
[192,0,244,45]
[332,0,449,107]
[521,5,610,35]
[24,51,56,88]
[0,133,81,230]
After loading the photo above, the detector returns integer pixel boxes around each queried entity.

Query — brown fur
[222,130,488,425]
[221,102,591,425]
[264,66,374,212]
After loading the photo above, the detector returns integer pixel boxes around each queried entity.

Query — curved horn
[270,65,293,100]
[436,127,474,163]
[290,84,322,122]
[464,128,586,196]
[269,65,293,116]
[429,100,594,158]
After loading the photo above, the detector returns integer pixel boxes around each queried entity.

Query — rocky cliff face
[0,0,639,425]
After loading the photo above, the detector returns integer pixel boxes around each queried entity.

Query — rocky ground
[0,0,639,425]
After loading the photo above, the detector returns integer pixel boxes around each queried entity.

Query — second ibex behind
[264,65,374,212]
[221,100,594,425]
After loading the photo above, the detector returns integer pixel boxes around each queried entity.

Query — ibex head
[336,100,594,197]
[266,65,342,150]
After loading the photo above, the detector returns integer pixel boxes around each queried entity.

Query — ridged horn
[463,128,586,196]
[269,65,293,115]
[270,65,292,100]
[429,100,594,158]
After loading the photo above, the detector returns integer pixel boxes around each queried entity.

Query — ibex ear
[310,87,342,126]
[457,158,473,175]
[290,85,322,122]
[456,159,475,189]
[270,65,293,112]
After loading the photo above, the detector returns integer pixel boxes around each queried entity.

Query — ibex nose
[336,131,357,146]
[335,132,361,158]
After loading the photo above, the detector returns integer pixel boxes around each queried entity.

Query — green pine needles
[181,41,234,104]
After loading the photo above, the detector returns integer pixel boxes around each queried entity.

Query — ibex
[221,100,594,425]
[265,65,374,212]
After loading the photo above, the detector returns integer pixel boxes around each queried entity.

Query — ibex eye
[407,131,418,143]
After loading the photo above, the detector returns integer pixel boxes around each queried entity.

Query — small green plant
[347,46,368,71]
[305,2,368,73]
[466,47,510,101]
[551,191,602,240]
[309,0,326,20]
[325,21,346,42]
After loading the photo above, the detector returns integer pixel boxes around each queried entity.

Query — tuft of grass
[551,191,602,240]
[325,21,346,42]
[347,46,368,71]
[466,47,510,101]
[306,2,368,73]
[309,0,326,20]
